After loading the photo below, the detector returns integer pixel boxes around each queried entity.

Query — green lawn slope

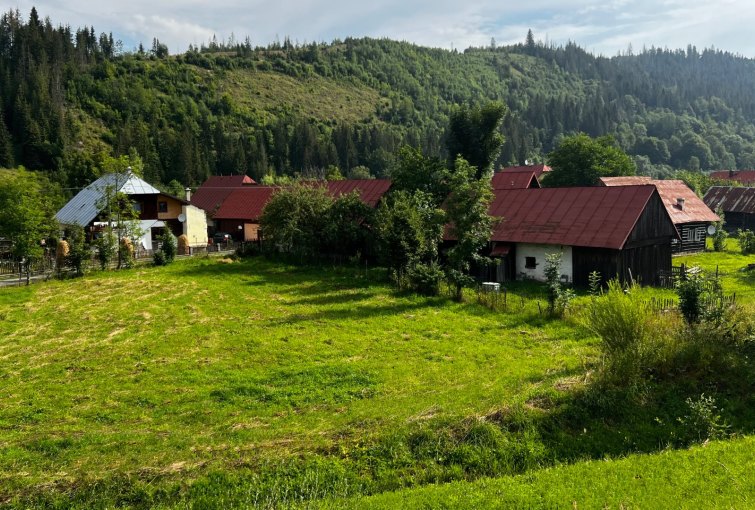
[321,436,755,509]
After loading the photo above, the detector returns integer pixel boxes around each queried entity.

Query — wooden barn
[704,186,755,233]
[480,185,678,286]
[600,177,719,253]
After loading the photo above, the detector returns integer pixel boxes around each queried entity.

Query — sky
[9,0,755,57]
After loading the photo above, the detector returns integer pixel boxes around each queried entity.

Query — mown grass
[0,249,752,508]
[0,256,589,505]
[321,436,755,509]
[675,238,755,301]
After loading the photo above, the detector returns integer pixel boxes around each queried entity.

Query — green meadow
[0,248,753,508]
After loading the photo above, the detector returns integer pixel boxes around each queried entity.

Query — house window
[158,201,168,213]
[132,202,142,213]
[525,256,537,269]
[695,228,706,242]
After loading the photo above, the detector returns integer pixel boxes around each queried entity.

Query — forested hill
[4,8,755,194]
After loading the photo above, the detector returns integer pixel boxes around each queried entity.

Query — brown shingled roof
[487,185,662,250]
[601,177,719,224]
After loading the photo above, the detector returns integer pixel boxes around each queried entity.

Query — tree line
[5,8,755,199]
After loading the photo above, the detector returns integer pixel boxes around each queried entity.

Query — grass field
[0,250,753,508]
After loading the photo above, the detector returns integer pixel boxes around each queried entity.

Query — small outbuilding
[481,185,678,286]
[703,186,755,233]
[600,177,719,253]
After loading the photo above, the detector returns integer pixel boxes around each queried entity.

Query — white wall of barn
[516,244,573,282]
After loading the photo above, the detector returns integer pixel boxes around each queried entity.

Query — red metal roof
[324,179,392,207]
[486,185,659,250]
[212,180,392,221]
[191,175,256,215]
[491,170,540,190]
[499,164,552,177]
[710,170,755,186]
[213,186,279,221]
[602,177,719,224]
[201,175,256,187]
[704,186,755,214]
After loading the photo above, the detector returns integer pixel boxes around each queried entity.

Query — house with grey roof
[56,171,207,251]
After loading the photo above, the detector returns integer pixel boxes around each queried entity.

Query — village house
[189,174,257,235]
[55,171,208,250]
[703,186,755,233]
[600,177,719,254]
[709,170,755,186]
[491,168,541,190]
[211,179,392,242]
[479,185,678,286]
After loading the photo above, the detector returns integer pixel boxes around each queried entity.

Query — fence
[0,257,55,277]
[645,293,736,313]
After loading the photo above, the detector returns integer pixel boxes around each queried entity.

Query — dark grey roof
[704,186,755,215]
[55,172,161,226]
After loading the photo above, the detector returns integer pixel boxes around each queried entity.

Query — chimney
[729,169,735,178]
[185,187,192,202]
[677,197,685,210]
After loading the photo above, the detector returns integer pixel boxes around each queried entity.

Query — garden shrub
[152,250,167,266]
[738,229,755,254]
[544,252,575,317]
[585,280,677,386]
[406,262,444,296]
[161,230,177,263]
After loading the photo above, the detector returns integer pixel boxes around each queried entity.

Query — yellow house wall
[182,205,208,247]
[157,196,184,220]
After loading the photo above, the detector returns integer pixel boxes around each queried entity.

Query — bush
[679,394,730,442]
[544,252,575,317]
[585,280,675,386]
[406,262,443,296]
[712,207,728,252]
[66,225,89,277]
[676,268,704,324]
[161,230,177,263]
[152,250,167,266]
[96,232,116,270]
[738,229,755,254]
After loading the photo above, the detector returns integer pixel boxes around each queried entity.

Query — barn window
[525,256,537,269]
[158,201,168,213]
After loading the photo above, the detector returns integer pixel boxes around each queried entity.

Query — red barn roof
[491,170,540,190]
[500,164,552,177]
[601,177,719,225]
[709,170,755,186]
[191,175,256,215]
[324,179,392,207]
[212,180,392,221]
[213,186,279,221]
[486,185,661,250]
[704,186,755,214]
[201,175,256,187]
